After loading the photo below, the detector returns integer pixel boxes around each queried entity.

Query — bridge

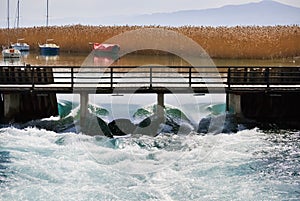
[0,65,299,124]
[1,65,299,93]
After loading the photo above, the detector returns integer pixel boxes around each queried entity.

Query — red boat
[93,43,120,56]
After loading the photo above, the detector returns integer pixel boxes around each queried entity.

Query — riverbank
[0,25,299,59]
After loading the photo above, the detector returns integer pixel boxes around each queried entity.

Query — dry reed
[0,25,299,59]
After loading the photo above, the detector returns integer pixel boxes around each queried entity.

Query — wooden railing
[0,65,299,93]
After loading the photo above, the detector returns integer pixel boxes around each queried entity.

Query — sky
[0,0,299,28]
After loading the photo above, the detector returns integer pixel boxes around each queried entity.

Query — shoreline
[0,25,299,59]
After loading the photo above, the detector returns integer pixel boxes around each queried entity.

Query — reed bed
[0,25,299,59]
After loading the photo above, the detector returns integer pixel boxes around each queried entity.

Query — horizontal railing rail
[0,65,299,93]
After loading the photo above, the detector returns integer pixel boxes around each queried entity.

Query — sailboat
[2,0,21,58]
[11,0,30,51]
[11,38,30,51]
[39,0,60,56]
[39,39,60,55]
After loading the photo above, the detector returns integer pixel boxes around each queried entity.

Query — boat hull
[39,47,59,56]
[11,44,30,51]
[93,43,120,57]
[2,48,21,58]
[93,50,119,58]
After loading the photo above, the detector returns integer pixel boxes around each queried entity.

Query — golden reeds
[0,25,299,59]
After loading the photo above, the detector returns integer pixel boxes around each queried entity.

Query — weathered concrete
[157,93,165,119]
[3,93,20,121]
[0,93,58,123]
[228,94,243,118]
[229,92,300,123]
[80,92,89,129]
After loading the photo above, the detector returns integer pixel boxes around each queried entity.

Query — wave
[57,99,76,118]
[57,100,109,119]
[1,127,299,200]
[0,99,242,137]
[205,103,226,115]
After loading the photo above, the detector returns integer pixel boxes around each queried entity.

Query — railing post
[150,67,153,88]
[189,67,192,87]
[31,65,34,89]
[244,67,247,82]
[71,67,74,89]
[110,67,113,89]
[227,67,231,89]
[266,67,270,88]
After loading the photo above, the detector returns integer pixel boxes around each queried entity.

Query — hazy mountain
[101,0,300,26]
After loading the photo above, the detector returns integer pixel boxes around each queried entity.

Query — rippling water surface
[1,52,299,67]
[0,127,299,201]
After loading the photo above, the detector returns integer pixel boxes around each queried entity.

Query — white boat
[11,38,30,51]
[11,1,30,51]
[1,0,21,59]
[2,47,21,58]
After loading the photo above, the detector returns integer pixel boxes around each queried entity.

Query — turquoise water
[0,127,299,200]
[0,98,299,200]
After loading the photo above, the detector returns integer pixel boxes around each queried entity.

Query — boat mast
[17,0,20,28]
[46,0,49,26]
[5,0,10,45]
[7,0,10,29]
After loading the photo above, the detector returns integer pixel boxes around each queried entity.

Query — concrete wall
[0,93,58,123]
[229,93,300,122]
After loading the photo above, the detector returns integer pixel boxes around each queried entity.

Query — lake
[1,52,299,67]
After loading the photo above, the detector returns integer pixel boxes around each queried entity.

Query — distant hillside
[106,0,300,26]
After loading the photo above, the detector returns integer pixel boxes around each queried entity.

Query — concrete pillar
[157,93,165,119]
[229,94,243,118]
[80,92,89,129]
[3,94,20,121]
[226,93,229,112]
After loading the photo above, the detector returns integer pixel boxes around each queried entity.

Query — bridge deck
[0,65,299,94]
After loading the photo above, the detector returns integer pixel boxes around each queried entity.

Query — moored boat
[10,1,29,52]
[38,1,60,56]
[39,39,60,56]
[11,39,30,51]
[1,0,21,59]
[93,43,120,56]
[2,47,21,58]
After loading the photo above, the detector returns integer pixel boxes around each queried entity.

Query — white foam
[1,127,299,200]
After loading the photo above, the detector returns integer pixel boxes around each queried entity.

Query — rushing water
[0,96,299,201]
[0,53,300,200]
[0,126,299,200]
